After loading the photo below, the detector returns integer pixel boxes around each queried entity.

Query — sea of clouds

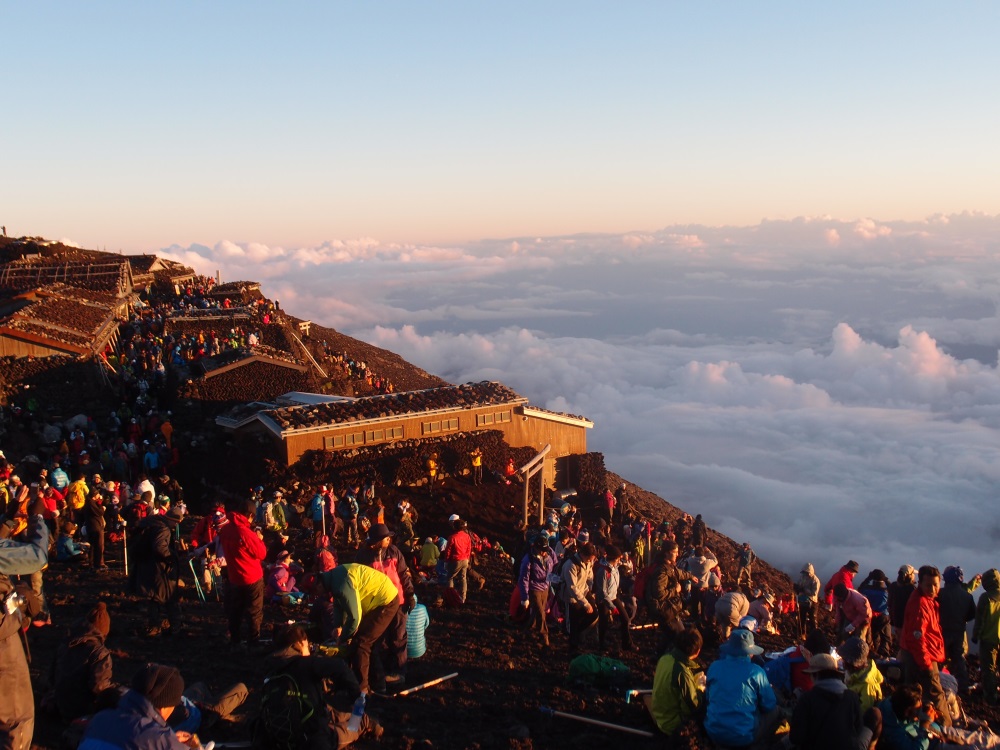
[160,213,1000,584]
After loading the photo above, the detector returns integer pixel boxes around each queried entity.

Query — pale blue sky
[3,2,999,250]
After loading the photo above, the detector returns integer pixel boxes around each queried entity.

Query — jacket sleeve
[335,579,363,639]
[395,552,415,599]
[517,555,531,601]
[755,668,777,713]
[89,645,115,695]
[0,515,49,574]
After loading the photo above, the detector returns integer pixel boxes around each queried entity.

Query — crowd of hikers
[2,282,1000,749]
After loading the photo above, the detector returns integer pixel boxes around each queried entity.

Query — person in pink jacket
[833,583,871,644]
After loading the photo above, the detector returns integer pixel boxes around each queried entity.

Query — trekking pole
[374,672,458,698]
[122,525,128,577]
[189,558,206,603]
[539,707,655,737]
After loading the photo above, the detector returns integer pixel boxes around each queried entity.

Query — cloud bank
[160,213,1000,581]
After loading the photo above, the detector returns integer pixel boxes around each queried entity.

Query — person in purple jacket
[518,534,556,647]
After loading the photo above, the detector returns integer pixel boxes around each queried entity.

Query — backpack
[253,672,314,750]
[568,654,631,689]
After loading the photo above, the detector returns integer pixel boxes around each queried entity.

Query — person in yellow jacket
[974,568,1000,705]
[841,636,884,712]
[319,563,399,692]
[65,474,90,526]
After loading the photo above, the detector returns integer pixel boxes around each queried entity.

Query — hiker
[444,518,472,603]
[938,565,978,695]
[650,626,704,743]
[318,563,399,693]
[974,568,1000,705]
[747,591,776,635]
[132,506,184,636]
[427,453,439,494]
[517,533,557,647]
[78,663,193,750]
[763,628,831,703]
[824,559,860,609]
[56,520,88,565]
[841,636,885,713]
[737,542,756,588]
[46,601,118,721]
[470,447,483,486]
[594,544,635,653]
[690,514,707,548]
[787,652,879,750]
[715,586,750,640]
[562,541,599,655]
[858,569,892,658]
[833,582,872,645]
[646,542,698,652]
[253,625,382,750]
[0,492,49,750]
[336,487,360,547]
[704,629,781,749]
[355,523,415,685]
[218,499,268,648]
[888,565,917,648]
[795,563,821,637]
[899,565,951,728]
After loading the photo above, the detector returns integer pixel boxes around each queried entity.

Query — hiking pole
[374,672,458,698]
[539,707,655,737]
[189,558,206,602]
[122,525,128,577]
[629,623,656,630]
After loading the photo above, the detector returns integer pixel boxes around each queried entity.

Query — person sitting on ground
[704,629,781,750]
[56,521,87,565]
[78,663,195,750]
[649,626,704,743]
[763,627,831,703]
[266,551,305,605]
[841,636,885,714]
[47,601,118,722]
[254,624,382,750]
[418,536,440,574]
[788,652,880,750]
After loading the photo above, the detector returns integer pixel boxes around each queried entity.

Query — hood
[801,563,814,576]
[67,625,106,649]
[983,569,1000,593]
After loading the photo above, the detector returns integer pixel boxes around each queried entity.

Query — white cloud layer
[160,213,1000,582]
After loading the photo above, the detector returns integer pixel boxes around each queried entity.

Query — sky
[5,5,1000,582]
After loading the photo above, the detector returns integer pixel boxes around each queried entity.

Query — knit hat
[839,636,870,670]
[88,602,111,638]
[577,529,590,543]
[163,507,184,525]
[367,523,393,543]
[131,664,185,709]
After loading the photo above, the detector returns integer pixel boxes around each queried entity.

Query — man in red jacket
[444,518,472,603]
[823,559,859,608]
[900,565,951,727]
[218,499,267,647]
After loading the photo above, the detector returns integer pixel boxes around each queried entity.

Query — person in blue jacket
[79,663,193,749]
[704,628,781,749]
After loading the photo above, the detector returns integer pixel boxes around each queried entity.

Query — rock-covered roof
[263,380,527,433]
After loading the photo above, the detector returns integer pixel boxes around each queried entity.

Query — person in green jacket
[649,627,704,742]
[973,568,1000,705]
[319,564,399,692]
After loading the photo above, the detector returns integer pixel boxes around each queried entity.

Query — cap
[367,523,393,543]
[448,514,460,522]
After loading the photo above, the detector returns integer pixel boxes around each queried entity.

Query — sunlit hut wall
[256,381,592,485]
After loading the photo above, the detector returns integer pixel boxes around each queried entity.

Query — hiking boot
[385,673,405,685]
[477,577,486,591]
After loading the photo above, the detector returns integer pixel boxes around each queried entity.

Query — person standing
[899,564,951,728]
[444,518,472,603]
[562,542,599,655]
[470,448,483,486]
[795,563,821,638]
[594,544,634,653]
[737,542,756,588]
[218,499,268,648]
[84,483,108,570]
[938,565,979,695]
[133,507,184,636]
[973,568,1000,705]
[0,492,49,750]
[517,534,556,647]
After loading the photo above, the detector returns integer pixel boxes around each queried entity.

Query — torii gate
[520,444,551,527]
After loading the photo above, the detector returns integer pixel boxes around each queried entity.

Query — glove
[404,594,415,612]
[845,624,855,634]
[521,600,530,609]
